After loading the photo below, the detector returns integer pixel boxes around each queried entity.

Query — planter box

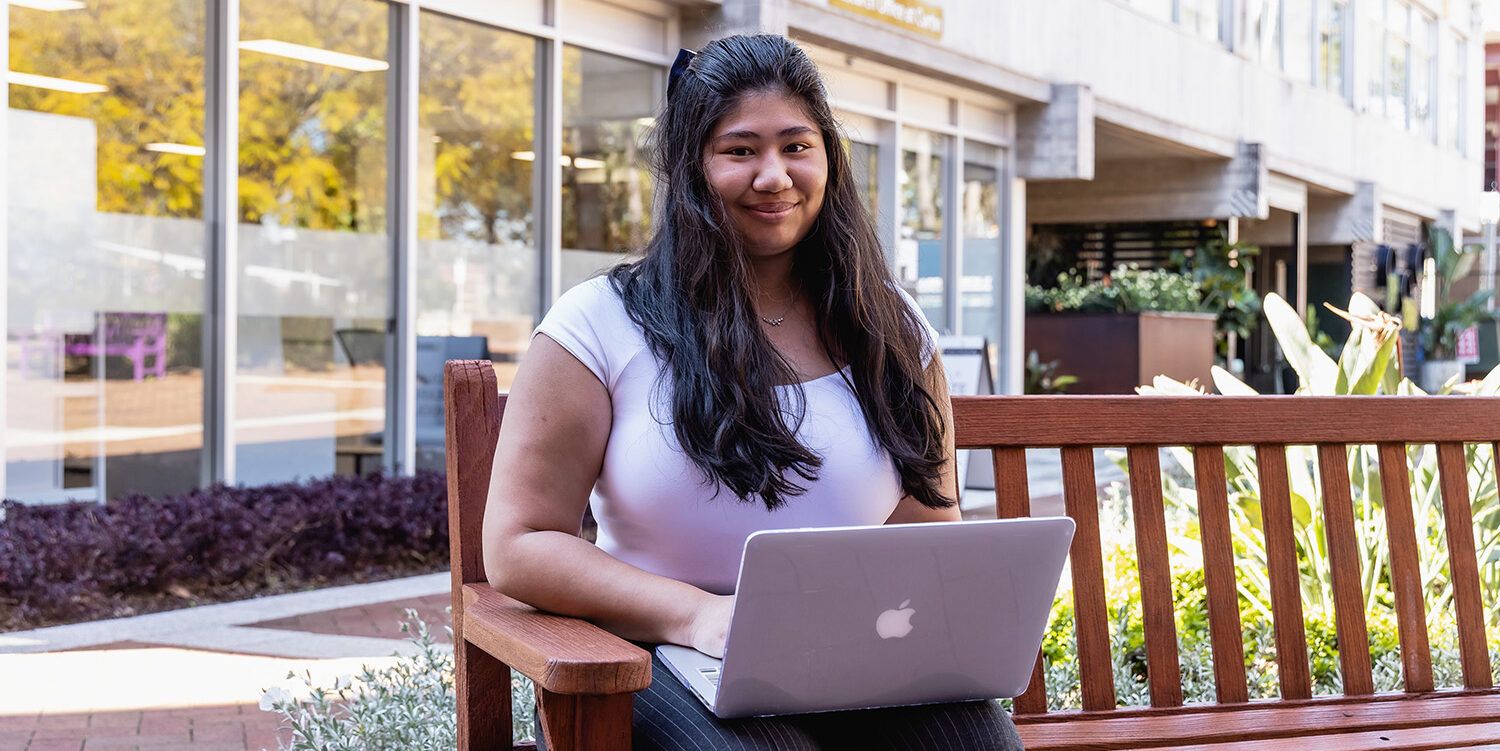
[1026,311,1218,394]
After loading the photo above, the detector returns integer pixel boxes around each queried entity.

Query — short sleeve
[893,285,940,368]
[533,275,633,389]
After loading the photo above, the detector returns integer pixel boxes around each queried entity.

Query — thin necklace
[758,288,798,327]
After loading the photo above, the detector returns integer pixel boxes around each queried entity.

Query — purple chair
[62,312,169,381]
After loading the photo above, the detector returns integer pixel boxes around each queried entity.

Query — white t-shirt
[533,275,938,594]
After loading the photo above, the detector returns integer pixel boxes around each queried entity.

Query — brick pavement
[0,580,452,751]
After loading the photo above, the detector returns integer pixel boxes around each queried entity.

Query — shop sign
[1456,325,1481,364]
[830,0,943,40]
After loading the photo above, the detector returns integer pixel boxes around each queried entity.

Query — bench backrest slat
[1126,445,1185,708]
[1190,444,1249,704]
[1316,443,1376,696]
[1257,443,1314,700]
[1436,442,1494,690]
[1378,442,1435,694]
[1060,446,1117,711]
[953,395,1500,717]
[993,447,1050,714]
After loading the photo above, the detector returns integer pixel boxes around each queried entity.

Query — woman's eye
[727,147,753,157]
[785,143,811,153]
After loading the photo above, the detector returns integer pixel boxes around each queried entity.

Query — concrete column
[1307,182,1382,245]
[1027,141,1267,223]
[1016,84,1095,181]
[998,171,1027,396]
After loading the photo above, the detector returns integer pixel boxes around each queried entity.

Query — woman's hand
[687,594,736,658]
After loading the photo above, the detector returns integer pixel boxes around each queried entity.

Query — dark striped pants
[535,648,1026,750]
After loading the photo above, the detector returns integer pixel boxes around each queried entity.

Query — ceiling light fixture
[9,0,86,11]
[239,39,388,72]
[146,142,207,157]
[8,70,107,94]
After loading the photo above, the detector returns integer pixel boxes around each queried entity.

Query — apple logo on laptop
[876,599,915,639]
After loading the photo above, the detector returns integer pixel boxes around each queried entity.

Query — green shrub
[260,612,538,750]
[1025,265,1202,314]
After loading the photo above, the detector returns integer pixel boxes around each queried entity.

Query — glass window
[1384,0,1411,129]
[1362,0,1386,115]
[560,46,660,292]
[1179,0,1221,42]
[1410,14,1435,141]
[7,0,205,502]
[960,142,1001,340]
[414,11,537,470]
[1283,0,1315,83]
[848,139,880,226]
[898,127,948,330]
[235,0,390,485]
[1317,0,1348,97]
[1441,33,1465,152]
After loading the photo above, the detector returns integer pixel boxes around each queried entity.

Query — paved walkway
[0,574,452,751]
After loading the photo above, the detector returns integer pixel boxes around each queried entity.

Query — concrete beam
[784,1,1051,104]
[681,0,789,49]
[1016,84,1094,181]
[1028,142,1268,224]
[1307,182,1381,245]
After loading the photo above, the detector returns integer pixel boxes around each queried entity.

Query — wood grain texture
[952,396,1500,447]
[456,640,512,751]
[462,585,651,695]
[1436,442,1493,689]
[1315,443,1374,697]
[1061,446,1117,712]
[1378,442,1434,694]
[993,446,1048,715]
[446,361,502,590]
[1127,446,1183,708]
[537,690,632,751]
[1254,444,1312,701]
[1189,445,1247,704]
[1014,692,1500,750]
[446,362,509,750]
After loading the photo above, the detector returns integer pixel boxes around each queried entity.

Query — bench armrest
[460,583,653,695]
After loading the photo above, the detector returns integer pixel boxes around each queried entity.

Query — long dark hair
[608,34,951,512]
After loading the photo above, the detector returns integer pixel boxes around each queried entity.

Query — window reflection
[559,46,660,292]
[234,0,389,484]
[961,143,1001,340]
[6,0,205,502]
[414,11,536,470]
[849,139,880,225]
[899,127,947,330]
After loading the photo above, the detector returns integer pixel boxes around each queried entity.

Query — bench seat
[1016,693,1500,750]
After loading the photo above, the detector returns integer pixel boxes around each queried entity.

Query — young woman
[484,33,1024,750]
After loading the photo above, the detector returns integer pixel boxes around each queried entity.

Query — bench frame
[445,359,1500,750]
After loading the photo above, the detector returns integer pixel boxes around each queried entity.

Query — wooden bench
[444,359,1500,750]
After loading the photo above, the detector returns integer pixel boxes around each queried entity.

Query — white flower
[259,686,293,712]
[334,674,353,690]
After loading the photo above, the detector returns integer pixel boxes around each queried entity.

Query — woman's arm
[482,334,734,656]
[885,350,963,524]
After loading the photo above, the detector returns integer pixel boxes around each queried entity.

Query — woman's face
[703,89,828,259]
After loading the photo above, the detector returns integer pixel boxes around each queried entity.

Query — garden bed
[0,471,449,632]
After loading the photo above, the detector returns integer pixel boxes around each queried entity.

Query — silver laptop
[656,516,1075,718]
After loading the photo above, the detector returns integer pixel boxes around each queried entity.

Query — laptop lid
[712,517,1074,718]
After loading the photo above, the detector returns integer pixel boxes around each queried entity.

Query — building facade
[2,0,1485,503]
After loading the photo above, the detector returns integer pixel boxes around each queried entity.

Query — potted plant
[1024,265,1217,393]
[1418,227,1494,392]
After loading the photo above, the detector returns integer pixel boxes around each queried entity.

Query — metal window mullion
[945,133,963,336]
[0,5,8,496]
[386,1,418,474]
[539,36,564,311]
[204,0,239,486]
